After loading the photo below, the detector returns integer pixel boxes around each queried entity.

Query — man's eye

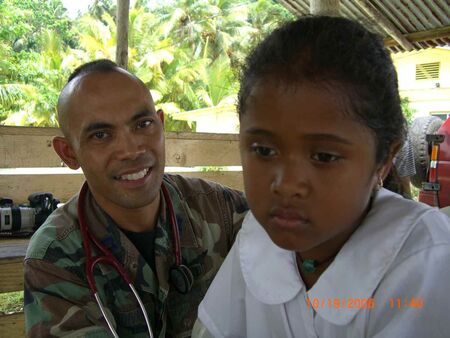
[137,120,153,129]
[312,152,341,163]
[252,145,277,157]
[92,131,109,140]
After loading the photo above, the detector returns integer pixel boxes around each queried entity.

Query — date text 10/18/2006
[306,297,424,310]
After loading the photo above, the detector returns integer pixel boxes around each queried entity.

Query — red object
[419,118,450,207]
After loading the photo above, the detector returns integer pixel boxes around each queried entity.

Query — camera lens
[0,207,35,233]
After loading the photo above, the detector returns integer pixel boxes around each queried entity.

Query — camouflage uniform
[24,174,248,337]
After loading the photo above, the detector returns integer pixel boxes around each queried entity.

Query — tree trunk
[116,0,130,69]
[310,0,340,17]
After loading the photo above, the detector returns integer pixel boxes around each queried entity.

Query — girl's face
[239,81,392,260]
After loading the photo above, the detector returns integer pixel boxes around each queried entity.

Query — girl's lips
[269,208,310,230]
[270,207,309,220]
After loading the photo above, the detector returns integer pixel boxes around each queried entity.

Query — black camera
[0,193,59,236]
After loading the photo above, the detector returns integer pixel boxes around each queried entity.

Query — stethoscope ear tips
[169,264,194,294]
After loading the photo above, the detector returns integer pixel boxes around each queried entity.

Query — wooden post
[116,0,130,69]
[310,0,340,17]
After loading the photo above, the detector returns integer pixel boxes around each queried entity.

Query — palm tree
[195,54,238,107]
[2,29,80,126]
[76,13,117,60]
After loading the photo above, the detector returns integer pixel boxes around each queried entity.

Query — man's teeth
[118,168,149,181]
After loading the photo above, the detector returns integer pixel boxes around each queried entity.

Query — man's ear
[52,136,80,170]
[157,109,164,127]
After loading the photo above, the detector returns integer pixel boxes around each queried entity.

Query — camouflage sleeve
[221,188,248,247]
[24,258,109,337]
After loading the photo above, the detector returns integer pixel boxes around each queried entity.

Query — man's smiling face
[60,69,165,212]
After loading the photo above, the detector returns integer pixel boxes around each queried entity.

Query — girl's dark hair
[238,16,406,164]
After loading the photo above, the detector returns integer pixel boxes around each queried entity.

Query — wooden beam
[0,313,25,337]
[384,26,450,47]
[310,0,340,17]
[0,172,244,204]
[116,0,130,69]
[0,257,25,293]
[0,126,240,168]
[354,0,414,51]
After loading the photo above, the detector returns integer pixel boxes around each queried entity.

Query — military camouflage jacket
[24,174,248,337]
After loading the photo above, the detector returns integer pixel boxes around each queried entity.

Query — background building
[393,47,450,120]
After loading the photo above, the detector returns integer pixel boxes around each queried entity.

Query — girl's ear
[377,140,402,180]
[52,136,80,170]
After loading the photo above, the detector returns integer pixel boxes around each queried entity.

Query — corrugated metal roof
[276,0,450,52]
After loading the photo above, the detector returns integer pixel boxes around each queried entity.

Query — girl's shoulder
[370,189,450,250]
[359,189,450,281]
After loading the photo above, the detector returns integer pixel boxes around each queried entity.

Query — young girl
[194,16,450,337]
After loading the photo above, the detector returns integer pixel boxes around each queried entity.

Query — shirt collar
[81,178,201,252]
[239,211,304,305]
[161,176,200,249]
[239,189,427,324]
[80,178,204,296]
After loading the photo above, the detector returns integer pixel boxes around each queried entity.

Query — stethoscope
[77,181,195,338]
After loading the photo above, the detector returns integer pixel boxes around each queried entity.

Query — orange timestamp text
[306,297,376,310]
[389,297,423,309]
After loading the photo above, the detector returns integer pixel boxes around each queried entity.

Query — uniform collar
[81,187,141,279]
[80,178,201,253]
[239,189,427,324]
[161,176,200,249]
[80,179,202,286]
[239,212,304,305]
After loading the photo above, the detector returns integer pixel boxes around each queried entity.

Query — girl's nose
[271,161,311,199]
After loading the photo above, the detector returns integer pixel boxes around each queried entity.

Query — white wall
[392,48,450,119]
[195,111,239,133]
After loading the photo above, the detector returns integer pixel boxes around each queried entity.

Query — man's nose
[114,132,146,161]
[271,160,311,199]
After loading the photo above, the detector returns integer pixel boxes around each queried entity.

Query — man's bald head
[57,59,145,137]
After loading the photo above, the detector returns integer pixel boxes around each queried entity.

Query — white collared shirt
[197,189,450,338]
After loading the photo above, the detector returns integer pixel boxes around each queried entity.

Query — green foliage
[411,184,419,201]
[0,0,76,51]
[0,0,78,125]
[0,291,23,315]
[89,0,116,22]
[200,166,225,172]
[1,0,293,130]
[401,96,416,124]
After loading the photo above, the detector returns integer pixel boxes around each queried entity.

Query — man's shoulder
[26,194,82,261]
[164,174,248,251]
[164,173,237,196]
[164,174,247,208]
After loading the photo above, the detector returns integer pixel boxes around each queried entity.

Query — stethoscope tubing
[77,182,155,338]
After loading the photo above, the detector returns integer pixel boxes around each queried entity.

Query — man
[24,59,248,337]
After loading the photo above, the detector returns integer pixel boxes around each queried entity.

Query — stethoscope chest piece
[169,264,194,294]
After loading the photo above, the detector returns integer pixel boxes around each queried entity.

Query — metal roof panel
[276,0,450,52]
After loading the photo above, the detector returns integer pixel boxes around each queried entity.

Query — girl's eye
[251,145,277,157]
[137,119,153,129]
[312,152,341,163]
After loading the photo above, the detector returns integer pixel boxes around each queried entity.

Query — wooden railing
[0,125,243,336]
